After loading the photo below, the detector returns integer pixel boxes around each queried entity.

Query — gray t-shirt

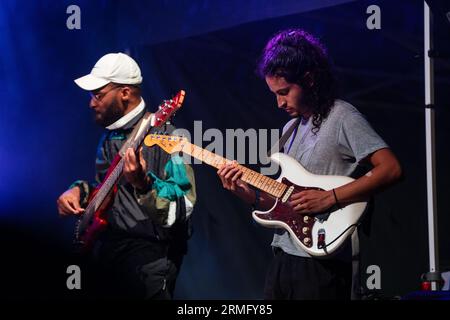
[271,99,389,257]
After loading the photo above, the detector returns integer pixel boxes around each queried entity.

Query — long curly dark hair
[257,29,336,134]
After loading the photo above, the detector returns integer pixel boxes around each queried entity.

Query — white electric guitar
[144,134,367,257]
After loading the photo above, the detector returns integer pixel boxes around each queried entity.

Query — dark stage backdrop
[0,0,449,299]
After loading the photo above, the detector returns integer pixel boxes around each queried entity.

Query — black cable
[321,223,359,249]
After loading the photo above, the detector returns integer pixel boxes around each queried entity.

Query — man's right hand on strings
[57,187,85,216]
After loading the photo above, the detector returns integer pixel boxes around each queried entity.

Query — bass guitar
[74,91,185,252]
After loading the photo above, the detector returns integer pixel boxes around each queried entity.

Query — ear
[120,86,131,101]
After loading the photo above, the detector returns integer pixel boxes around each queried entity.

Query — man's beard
[94,100,123,127]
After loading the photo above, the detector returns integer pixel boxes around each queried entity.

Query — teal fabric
[148,156,191,201]
[110,132,126,140]
[68,180,86,190]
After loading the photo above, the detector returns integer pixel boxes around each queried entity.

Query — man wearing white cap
[57,53,196,299]
[74,52,145,129]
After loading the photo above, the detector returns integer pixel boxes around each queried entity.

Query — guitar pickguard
[253,177,327,248]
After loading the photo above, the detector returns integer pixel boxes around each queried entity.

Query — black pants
[264,247,352,300]
[87,233,181,300]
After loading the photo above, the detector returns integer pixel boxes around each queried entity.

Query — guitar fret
[241,168,252,182]
[256,175,265,189]
[275,182,283,196]
[269,181,278,195]
[245,171,255,183]
[265,180,274,194]
[193,147,203,162]
[260,176,269,190]
[265,180,275,195]
[250,172,260,186]
[204,150,215,165]
[265,178,278,197]
[274,184,283,198]
[197,148,204,162]
[274,183,282,196]
[93,159,124,210]
[202,149,210,163]
[247,171,256,184]
[214,155,224,168]
[258,177,267,191]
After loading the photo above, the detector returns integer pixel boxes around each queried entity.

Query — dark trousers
[264,247,352,300]
[87,233,182,300]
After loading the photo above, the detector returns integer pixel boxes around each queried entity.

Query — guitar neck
[119,112,153,156]
[88,157,124,212]
[89,113,154,211]
[179,141,287,198]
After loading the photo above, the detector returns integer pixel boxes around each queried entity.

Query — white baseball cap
[74,52,143,91]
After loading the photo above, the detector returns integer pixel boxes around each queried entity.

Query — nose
[277,95,287,109]
[89,97,97,109]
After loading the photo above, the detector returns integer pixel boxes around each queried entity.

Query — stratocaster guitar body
[252,152,367,257]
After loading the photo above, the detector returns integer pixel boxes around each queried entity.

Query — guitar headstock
[153,90,185,127]
[144,134,188,154]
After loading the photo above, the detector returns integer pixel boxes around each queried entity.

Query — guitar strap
[267,117,301,157]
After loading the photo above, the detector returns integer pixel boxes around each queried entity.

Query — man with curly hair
[217,29,402,299]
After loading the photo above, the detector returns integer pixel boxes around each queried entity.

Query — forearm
[68,180,94,207]
[334,151,402,205]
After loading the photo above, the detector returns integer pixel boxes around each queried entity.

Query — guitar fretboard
[91,160,124,211]
[178,140,287,198]
[86,114,152,213]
